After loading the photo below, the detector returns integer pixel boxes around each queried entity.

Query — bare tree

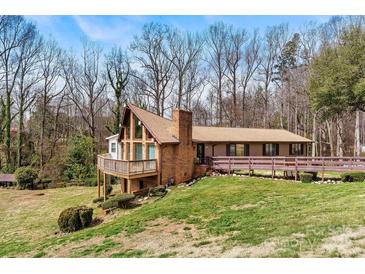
[131,22,174,116]
[38,39,64,170]
[105,46,130,134]
[14,30,43,167]
[240,30,261,127]
[261,24,289,129]
[68,40,107,159]
[0,16,35,171]
[205,22,228,126]
[224,25,247,126]
[167,28,203,109]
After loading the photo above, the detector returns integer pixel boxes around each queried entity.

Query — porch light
[138,121,142,126]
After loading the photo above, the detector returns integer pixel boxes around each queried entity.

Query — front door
[197,143,205,164]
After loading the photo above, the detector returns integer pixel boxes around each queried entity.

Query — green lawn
[1,176,365,257]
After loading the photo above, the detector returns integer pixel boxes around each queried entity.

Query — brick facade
[159,110,195,184]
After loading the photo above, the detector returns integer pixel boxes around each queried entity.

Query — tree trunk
[336,117,343,157]
[16,104,24,168]
[326,119,334,157]
[354,110,361,157]
[312,112,317,157]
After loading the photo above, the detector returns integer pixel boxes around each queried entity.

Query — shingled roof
[122,104,312,144]
[192,126,312,143]
[127,104,179,144]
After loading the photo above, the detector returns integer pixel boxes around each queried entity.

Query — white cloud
[73,16,145,44]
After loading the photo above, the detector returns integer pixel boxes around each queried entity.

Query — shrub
[80,177,98,187]
[341,172,365,182]
[300,173,313,183]
[63,134,95,182]
[15,166,39,190]
[78,207,93,228]
[58,208,82,232]
[150,185,167,197]
[92,197,105,203]
[58,206,93,233]
[101,194,135,210]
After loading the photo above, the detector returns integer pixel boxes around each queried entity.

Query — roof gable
[119,104,179,144]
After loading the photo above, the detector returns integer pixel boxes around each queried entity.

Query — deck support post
[228,157,231,175]
[120,177,123,194]
[271,158,274,179]
[103,172,107,202]
[127,179,132,194]
[97,169,101,198]
[294,158,298,181]
[248,157,251,176]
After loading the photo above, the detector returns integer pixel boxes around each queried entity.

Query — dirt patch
[41,218,307,258]
[231,204,258,210]
[301,227,365,257]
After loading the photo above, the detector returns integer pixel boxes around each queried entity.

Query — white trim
[105,134,119,140]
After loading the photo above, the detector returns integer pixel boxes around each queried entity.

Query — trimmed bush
[15,166,39,190]
[58,208,82,232]
[58,206,93,233]
[78,207,93,228]
[300,173,313,183]
[341,172,365,182]
[101,194,135,210]
[92,197,105,203]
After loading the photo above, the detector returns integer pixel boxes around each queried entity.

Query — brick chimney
[172,109,194,183]
[172,109,192,145]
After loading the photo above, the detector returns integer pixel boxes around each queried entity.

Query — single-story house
[96,104,312,195]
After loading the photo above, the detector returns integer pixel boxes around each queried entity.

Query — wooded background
[1,15,365,177]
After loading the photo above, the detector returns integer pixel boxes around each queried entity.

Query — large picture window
[125,114,130,139]
[289,143,304,155]
[134,115,142,139]
[135,143,143,160]
[227,144,249,156]
[148,144,155,159]
[263,143,279,156]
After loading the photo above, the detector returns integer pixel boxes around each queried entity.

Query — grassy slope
[1,177,365,257]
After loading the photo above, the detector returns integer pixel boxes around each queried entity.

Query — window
[139,180,144,190]
[196,143,205,164]
[126,143,130,160]
[135,143,143,160]
[125,114,130,139]
[134,115,142,139]
[111,142,116,153]
[226,144,249,156]
[148,144,155,159]
[263,144,279,156]
[229,144,235,156]
[290,143,304,155]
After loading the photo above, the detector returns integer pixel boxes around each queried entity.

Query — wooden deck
[97,154,158,179]
[211,156,365,180]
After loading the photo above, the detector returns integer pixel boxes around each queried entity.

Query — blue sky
[26,15,333,53]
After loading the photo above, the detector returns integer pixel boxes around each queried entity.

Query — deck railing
[211,156,365,175]
[97,154,157,176]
